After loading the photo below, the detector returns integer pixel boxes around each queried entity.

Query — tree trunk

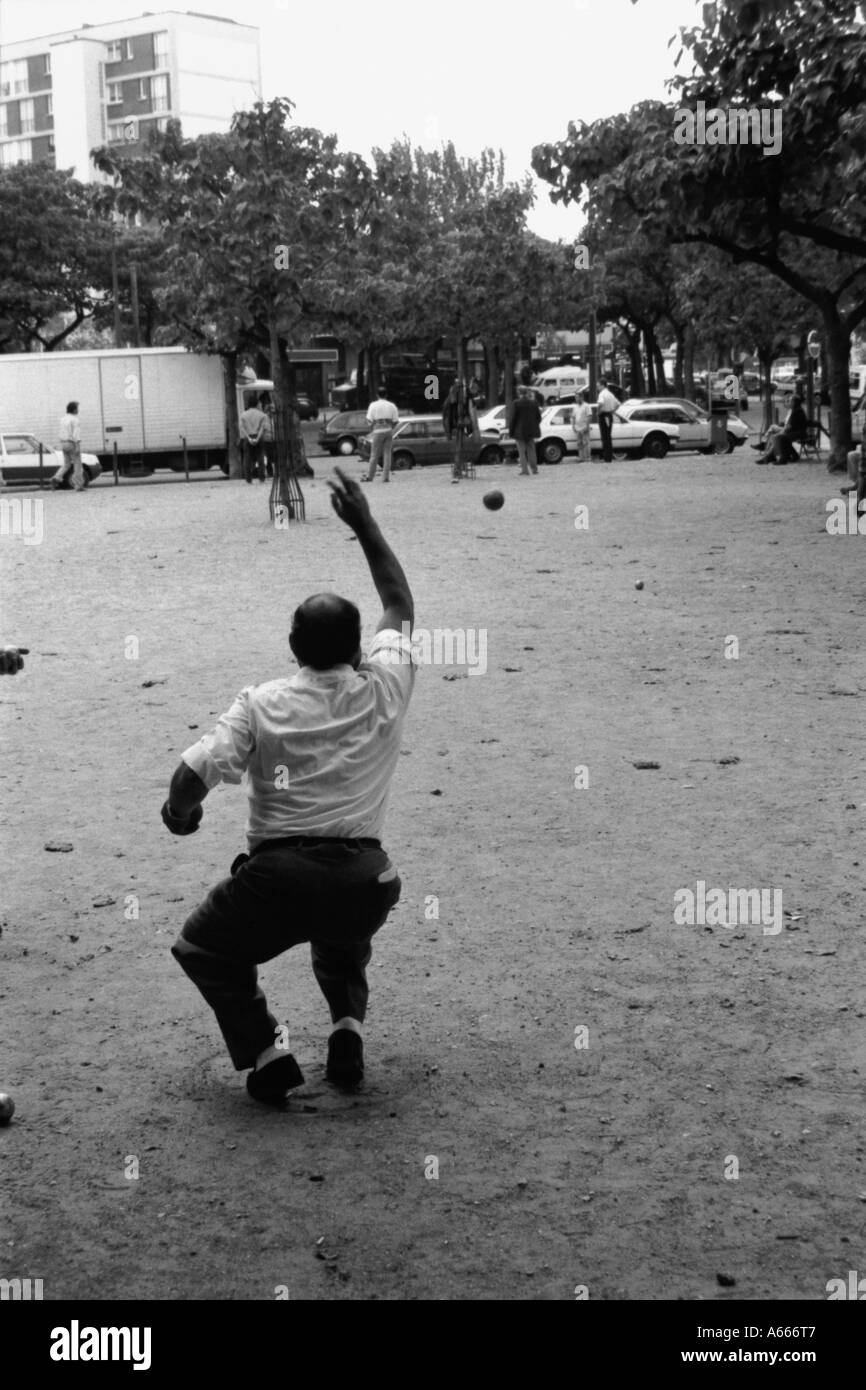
[223,350,242,479]
[503,343,514,410]
[643,327,657,394]
[652,336,667,397]
[490,341,502,405]
[758,349,774,434]
[672,326,685,397]
[457,335,468,384]
[823,312,853,472]
[683,321,696,400]
[268,317,308,479]
[622,325,644,397]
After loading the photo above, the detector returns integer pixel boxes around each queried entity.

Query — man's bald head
[289,593,362,670]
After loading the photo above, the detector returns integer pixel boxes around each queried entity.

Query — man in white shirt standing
[364,385,400,482]
[238,397,268,484]
[164,468,416,1105]
[596,380,620,463]
[54,401,84,491]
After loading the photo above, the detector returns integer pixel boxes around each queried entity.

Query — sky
[0,0,704,242]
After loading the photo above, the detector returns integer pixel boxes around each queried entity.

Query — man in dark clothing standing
[596,380,620,463]
[507,386,541,475]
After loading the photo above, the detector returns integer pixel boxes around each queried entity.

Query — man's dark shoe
[326,1030,364,1089]
[246,1053,305,1105]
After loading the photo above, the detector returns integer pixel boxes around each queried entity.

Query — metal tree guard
[269,404,305,525]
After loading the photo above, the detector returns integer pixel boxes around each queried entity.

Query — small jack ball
[635,580,644,590]
[0,1093,14,1125]
[483,490,505,511]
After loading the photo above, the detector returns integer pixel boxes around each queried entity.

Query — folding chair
[797,421,822,462]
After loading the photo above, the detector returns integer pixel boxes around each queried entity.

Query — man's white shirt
[182,629,416,848]
[367,399,399,429]
[596,388,619,415]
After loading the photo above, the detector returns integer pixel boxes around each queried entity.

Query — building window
[153,31,169,67]
[152,74,169,112]
[0,106,7,138]
[0,139,32,166]
[138,77,151,102]
[108,120,138,144]
[18,99,35,134]
[106,39,133,62]
[0,59,28,99]
[42,54,51,76]
[107,82,122,104]
[46,94,53,117]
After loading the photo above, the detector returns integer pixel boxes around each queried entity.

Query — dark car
[295,394,318,421]
[360,414,504,469]
[317,408,415,456]
[317,410,372,456]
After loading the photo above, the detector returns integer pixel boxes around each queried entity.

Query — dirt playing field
[1,445,864,1301]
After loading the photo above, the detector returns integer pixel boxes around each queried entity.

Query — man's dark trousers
[599,412,614,462]
[243,438,266,482]
[172,839,401,1069]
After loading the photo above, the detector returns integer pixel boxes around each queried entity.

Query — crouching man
[163,467,416,1105]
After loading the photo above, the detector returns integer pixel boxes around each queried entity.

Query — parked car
[317,410,373,456]
[359,414,504,469]
[317,408,415,456]
[294,394,318,421]
[476,404,508,433]
[0,432,102,485]
[500,402,679,463]
[622,398,750,453]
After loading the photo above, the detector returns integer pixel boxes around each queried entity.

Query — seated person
[755,395,808,465]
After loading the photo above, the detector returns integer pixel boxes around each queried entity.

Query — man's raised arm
[327,466,414,633]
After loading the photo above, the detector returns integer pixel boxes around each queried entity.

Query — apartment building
[0,10,261,181]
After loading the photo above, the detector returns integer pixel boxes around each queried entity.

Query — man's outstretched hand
[327,467,373,532]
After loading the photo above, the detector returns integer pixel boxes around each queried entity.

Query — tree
[94,101,379,483]
[533,0,866,468]
[0,164,113,351]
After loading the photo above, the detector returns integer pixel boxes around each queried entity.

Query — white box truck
[0,347,230,476]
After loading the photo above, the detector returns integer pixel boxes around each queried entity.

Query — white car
[0,432,102,486]
[621,399,750,454]
[501,402,680,463]
[477,405,508,433]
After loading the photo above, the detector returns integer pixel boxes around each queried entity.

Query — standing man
[239,396,268,484]
[571,390,592,462]
[507,384,541,475]
[364,385,400,483]
[164,468,416,1106]
[53,402,84,491]
[596,380,619,463]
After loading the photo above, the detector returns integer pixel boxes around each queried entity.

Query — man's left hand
[161,801,203,836]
